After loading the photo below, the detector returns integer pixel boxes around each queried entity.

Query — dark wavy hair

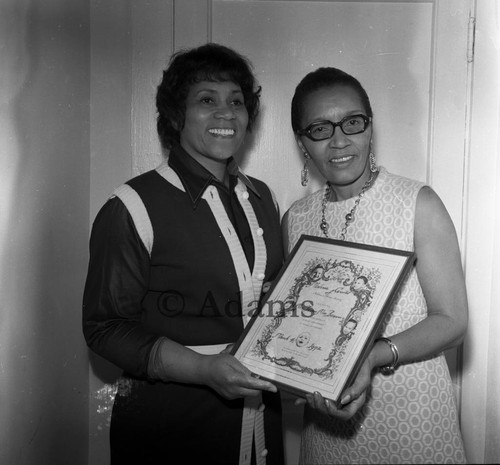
[156,43,261,149]
[291,67,372,133]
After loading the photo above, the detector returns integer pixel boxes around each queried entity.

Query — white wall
[0,0,90,463]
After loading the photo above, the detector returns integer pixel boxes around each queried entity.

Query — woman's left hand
[304,355,373,420]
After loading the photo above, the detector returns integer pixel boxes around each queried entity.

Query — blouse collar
[167,143,260,208]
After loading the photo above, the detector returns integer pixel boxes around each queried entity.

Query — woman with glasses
[282,67,468,464]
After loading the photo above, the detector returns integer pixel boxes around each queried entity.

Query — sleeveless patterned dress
[286,168,467,464]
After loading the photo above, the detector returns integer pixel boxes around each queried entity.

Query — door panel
[209,1,433,210]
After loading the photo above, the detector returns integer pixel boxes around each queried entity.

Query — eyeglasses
[297,114,371,141]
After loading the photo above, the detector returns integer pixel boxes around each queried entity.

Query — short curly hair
[291,67,372,134]
[156,43,261,149]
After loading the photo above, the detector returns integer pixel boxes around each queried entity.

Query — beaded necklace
[320,170,378,240]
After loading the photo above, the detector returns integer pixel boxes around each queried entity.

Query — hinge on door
[467,15,476,63]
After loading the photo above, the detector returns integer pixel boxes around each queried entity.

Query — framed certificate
[232,235,415,404]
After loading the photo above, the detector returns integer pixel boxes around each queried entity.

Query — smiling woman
[82,43,284,465]
[283,67,468,465]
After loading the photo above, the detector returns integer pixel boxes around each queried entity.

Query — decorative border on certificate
[232,235,415,404]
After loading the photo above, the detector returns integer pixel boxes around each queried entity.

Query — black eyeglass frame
[297,114,371,141]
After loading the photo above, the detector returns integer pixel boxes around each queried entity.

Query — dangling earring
[369,151,378,173]
[301,155,309,186]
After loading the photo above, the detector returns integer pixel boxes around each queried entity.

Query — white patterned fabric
[286,167,467,464]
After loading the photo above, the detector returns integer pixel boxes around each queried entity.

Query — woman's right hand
[199,353,277,400]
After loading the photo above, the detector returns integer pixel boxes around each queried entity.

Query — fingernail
[341,394,351,405]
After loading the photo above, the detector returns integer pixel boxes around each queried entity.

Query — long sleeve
[82,197,159,377]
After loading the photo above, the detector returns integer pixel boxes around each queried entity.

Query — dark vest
[126,169,283,346]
